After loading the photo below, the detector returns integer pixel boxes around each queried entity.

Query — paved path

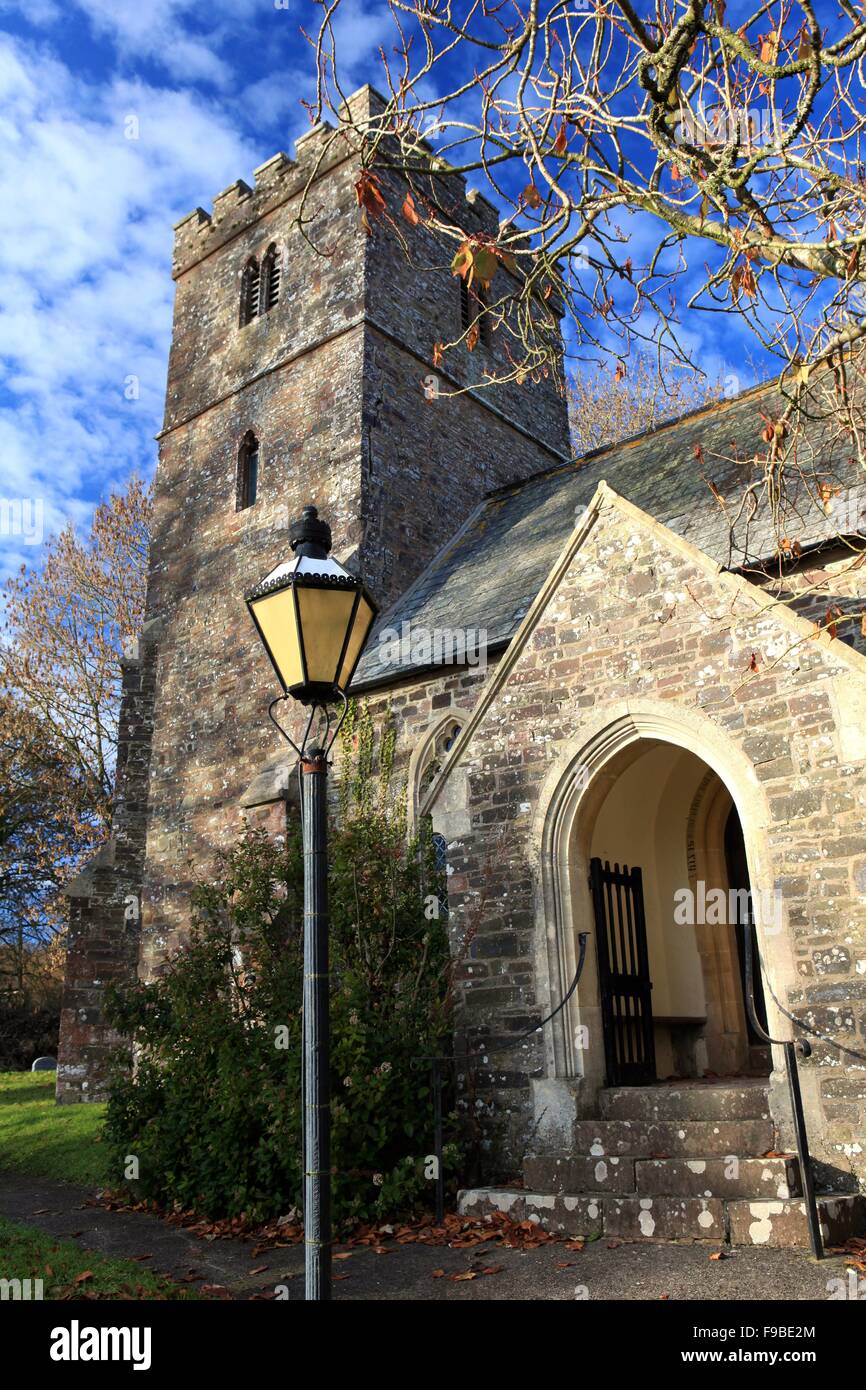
[0,1170,848,1300]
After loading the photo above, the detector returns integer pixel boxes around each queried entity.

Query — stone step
[458,1186,603,1238]
[524,1154,636,1195]
[599,1082,770,1122]
[635,1156,801,1200]
[457,1188,866,1247]
[605,1196,726,1242]
[572,1118,775,1159]
[525,1153,801,1199]
[728,1195,866,1248]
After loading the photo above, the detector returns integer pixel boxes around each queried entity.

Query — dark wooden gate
[589,857,656,1086]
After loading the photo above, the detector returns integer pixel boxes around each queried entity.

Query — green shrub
[103,782,460,1228]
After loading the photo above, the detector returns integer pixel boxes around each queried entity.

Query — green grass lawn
[0,1072,108,1185]
[0,1215,201,1300]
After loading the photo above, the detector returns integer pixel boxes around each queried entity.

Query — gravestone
[31,1056,57,1072]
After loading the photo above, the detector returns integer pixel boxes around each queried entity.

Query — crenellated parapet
[171,125,343,278]
[172,85,502,278]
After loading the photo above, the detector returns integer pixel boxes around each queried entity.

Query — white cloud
[0,35,257,577]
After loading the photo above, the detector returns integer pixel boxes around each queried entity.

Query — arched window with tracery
[413,717,464,922]
[430,831,450,920]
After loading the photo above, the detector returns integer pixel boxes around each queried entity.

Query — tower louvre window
[459,277,471,331]
[262,244,281,312]
[237,431,259,510]
[240,258,260,326]
[459,278,490,348]
[476,286,490,347]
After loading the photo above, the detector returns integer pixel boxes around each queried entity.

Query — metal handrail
[743,926,824,1259]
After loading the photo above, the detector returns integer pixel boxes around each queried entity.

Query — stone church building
[58,87,866,1249]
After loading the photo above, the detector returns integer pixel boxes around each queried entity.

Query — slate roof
[353,375,866,688]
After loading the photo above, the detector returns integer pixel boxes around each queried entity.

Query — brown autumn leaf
[248,1265,269,1276]
[74,1271,94,1285]
[401,192,421,226]
[432,1268,447,1278]
[760,30,778,63]
[451,241,474,281]
[522,182,542,209]
[709,1251,726,1261]
[354,170,386,234]
[333,1251,354,1260]
[552,122,568,157]
[471,246,499,288]
[449,1270,478,1281]
[749,652,760,672]
[466,322,480,353]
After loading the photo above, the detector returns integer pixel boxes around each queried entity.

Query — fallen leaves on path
[93,1191,591,1262]
[826,1235,866,1273]
[342,1209,575,1254]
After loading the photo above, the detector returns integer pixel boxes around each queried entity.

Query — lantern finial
[290,505,331,558]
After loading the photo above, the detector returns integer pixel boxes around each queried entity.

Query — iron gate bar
[590,859,655,1087]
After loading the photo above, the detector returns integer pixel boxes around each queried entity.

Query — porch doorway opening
[585,740,770,1084]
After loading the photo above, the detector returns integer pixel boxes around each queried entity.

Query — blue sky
[0,1,761,581]
[0,0,395,578]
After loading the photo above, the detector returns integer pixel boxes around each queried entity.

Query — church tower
[57,87,570,1098]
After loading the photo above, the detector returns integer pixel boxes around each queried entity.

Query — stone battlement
[172,85,500,278]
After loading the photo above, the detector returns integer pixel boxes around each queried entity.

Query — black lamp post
[247,505,378,1302]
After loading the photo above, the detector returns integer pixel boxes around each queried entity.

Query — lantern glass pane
[250,587,303,691]
[338,595,376,690]
[295,585,357,686]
